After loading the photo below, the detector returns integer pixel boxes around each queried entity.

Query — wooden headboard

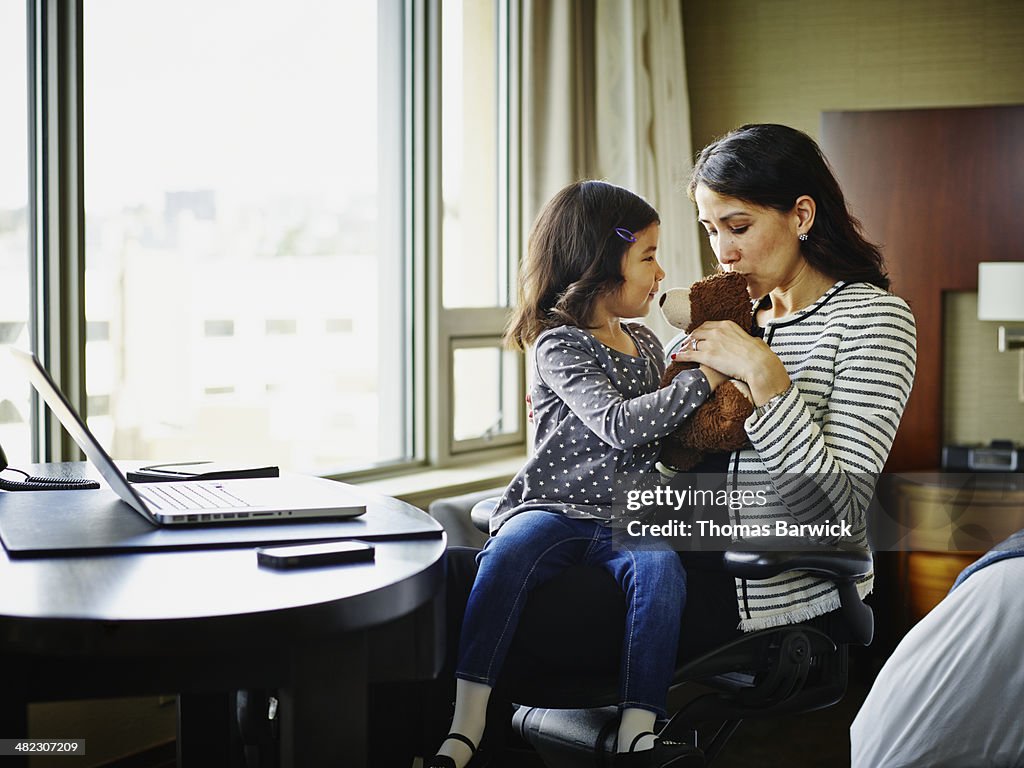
[821,106,1024,471]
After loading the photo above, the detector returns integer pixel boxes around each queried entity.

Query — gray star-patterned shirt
[490,322,711,534]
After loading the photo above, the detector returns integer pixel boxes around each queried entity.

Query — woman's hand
[673,320,791,405]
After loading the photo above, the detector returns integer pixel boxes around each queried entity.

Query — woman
[672,122,917,630]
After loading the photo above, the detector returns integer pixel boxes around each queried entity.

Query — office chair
[468,496,874,768]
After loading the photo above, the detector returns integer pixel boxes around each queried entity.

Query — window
[0,2,31,461]
[451,340,521,446]
[434,0,524,460]
[13,1,525,476]
[441,0,506,309]
[82,0,409,473]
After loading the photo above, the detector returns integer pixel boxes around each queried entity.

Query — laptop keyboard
[138,482,251,511]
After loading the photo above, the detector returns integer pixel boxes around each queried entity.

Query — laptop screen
[9,347,153,518]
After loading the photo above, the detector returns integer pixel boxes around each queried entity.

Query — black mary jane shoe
[611,731,703,768]
[426,732,478,768]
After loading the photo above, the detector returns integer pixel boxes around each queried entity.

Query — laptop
[10,347,367,527]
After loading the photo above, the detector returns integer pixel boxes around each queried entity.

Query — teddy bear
[657,270,755,471]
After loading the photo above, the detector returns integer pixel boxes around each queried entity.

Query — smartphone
[256,540,375,569]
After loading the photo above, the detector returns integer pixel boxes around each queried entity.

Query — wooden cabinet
[903,551,978,619]
[881,473,1024,626]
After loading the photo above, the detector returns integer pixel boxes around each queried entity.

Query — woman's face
[603,222,664,319]
[694,184,807,298]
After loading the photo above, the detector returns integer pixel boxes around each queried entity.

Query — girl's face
[602,222,664,319]
[695,184,808,298]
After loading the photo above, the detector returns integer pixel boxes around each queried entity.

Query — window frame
[28,0,87,462]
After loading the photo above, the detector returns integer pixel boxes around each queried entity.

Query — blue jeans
[455,510,686,716]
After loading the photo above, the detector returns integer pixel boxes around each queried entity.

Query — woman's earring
[798,233,809,242]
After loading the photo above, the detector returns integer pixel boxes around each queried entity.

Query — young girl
[428,180,726,768]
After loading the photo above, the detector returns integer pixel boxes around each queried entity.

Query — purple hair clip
[613,227,637,243]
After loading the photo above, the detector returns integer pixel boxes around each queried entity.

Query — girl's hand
[697,364,729,392]
[673,320,791,405]
[526,394,534,425]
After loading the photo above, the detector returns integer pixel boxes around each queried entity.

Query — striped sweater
[724,281,917,631]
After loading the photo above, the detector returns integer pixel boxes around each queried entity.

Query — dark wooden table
[0,464,446,767]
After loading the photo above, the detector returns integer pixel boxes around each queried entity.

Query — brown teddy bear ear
[659,288,691,331]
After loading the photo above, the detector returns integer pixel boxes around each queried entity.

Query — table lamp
[978,262,1024,352]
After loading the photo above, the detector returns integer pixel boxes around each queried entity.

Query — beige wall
[944,293,1024,446]
[683,0,1024,149]
[683,0,1024,453]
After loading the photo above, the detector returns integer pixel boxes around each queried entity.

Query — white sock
[437,679,491,767]
[617,707,658,753]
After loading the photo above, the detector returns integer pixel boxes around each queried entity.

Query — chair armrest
[723,542,874,646]
[471,496,500,534]
[722,544,871,582]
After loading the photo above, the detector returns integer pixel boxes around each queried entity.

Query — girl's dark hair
[688,124,889,290]
[505,180,659,350]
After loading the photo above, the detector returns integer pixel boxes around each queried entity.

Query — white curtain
[521,0,702,341]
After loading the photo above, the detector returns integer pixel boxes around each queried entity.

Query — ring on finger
[691,338,700,352]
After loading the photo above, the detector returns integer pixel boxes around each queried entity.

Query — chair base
[512,705,704,768]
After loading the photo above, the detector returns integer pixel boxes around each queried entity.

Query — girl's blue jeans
[454,509,685,717]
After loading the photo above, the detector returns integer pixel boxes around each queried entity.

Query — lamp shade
[978,262,1024,321]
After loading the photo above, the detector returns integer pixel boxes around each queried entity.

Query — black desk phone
[0,442,99,491]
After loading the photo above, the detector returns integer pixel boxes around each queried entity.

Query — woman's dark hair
[688,124,889,290]
[505,180,659,350]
